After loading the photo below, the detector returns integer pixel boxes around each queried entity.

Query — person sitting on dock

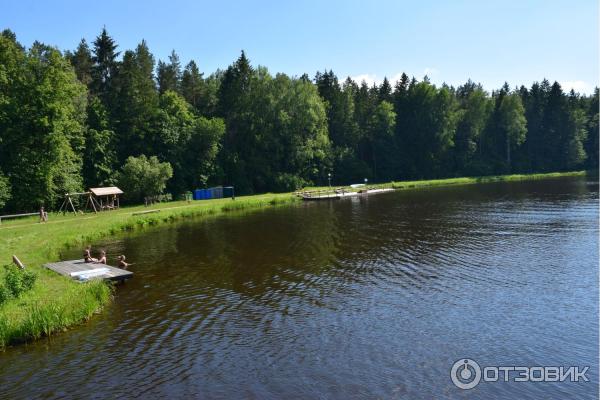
[96,250,107,264]
[83,246,97,263]
[117,255,129,269]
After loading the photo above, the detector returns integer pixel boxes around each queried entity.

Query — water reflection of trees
[164,186,484,302]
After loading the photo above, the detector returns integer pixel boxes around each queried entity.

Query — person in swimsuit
[83,246,97,263]
[117,255,129,269]
[96,250,107,264]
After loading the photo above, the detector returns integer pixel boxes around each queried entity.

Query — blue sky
[1,0,597,93]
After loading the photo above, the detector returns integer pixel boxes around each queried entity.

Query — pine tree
[67,39,93,87]
[216,50,255,192]
[113,40,159,161]
[378,77,392,103]
[584,88,599,169]
[91,27,119,103]
[562,90,588,169]
[396,80,459,178]
[540,82,569,170]
[181,60,204,111]
[157,50,181,94]
[315,71,368,181]
[217,50,252,119]
[521,81,547,171]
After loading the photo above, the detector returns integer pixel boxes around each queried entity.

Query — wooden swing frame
[59,192,101,214]
[59,187,123,214]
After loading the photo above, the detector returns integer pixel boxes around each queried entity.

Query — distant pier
[298,187,394,201]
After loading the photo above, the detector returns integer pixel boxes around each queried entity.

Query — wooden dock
[298,187,395,201]
[45,260,133,282]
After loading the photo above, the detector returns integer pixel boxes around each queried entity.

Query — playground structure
[59,186,124,214]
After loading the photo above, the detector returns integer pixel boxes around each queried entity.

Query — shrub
[273,173,308,192]
[3,265,37,298]
[0,285,11,305]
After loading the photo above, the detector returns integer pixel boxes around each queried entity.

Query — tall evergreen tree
[315,71,366,181]
[521,82,542,171]
[378,77,393,103]
[114,40,158,161]
[91,27,119,103]
[216,50,255,192]
[584,87,599,169]
[67,39,93,87]
[157,50,182,94]
[396,80,459,178]
[539,82,570,171]
[181,60,204,111]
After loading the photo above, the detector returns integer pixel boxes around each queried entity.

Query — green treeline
[0,28,598,212]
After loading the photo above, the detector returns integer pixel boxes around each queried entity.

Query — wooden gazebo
[88,187,123,211]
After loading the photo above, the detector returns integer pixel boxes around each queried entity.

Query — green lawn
[0,170,587,348]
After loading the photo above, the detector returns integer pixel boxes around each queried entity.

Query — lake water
[1,177,598,399]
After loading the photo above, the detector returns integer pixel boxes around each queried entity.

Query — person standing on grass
[39,206,48,223]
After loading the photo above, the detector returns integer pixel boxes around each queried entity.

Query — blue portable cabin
[193,189,209,200]
[194,186,231,200]
[207,186,223,199]
[223,186,235,198]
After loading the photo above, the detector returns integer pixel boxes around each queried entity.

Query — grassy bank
[0,170,587,348]
[304,171,588,193]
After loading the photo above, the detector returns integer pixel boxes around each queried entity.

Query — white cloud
[348,73,379,87]
[347,68,439,87]
[388,72,405,83]
[423,67,439,77]
[560,80,592,94]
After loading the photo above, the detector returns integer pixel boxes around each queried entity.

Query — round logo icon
[451,358,482,389]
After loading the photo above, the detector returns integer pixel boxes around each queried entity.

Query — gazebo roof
[90,186,124,196]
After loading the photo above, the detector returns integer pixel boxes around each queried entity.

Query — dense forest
[0,28,598,212]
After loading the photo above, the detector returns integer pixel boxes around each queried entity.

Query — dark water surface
[1,177,598,399]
